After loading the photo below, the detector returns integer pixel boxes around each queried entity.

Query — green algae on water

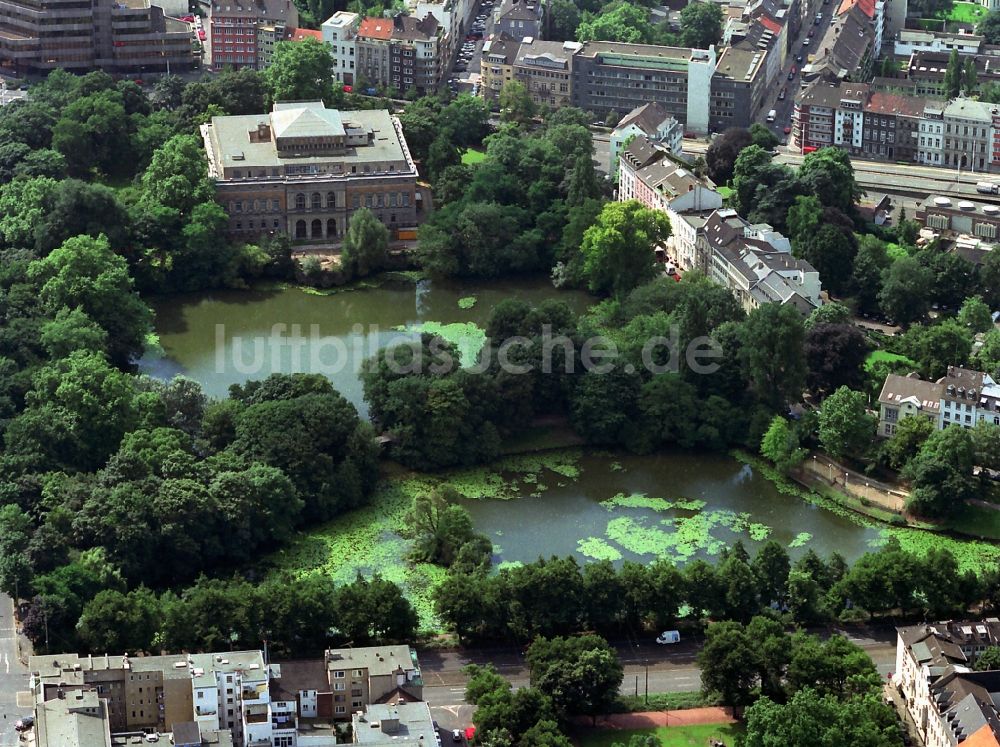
[790,532,813,548]
[577,537,624,562]
[458,295,477,309]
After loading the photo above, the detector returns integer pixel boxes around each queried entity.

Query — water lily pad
[577,537,623,562]
[790,532,813,548]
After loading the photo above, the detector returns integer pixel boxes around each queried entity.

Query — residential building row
[617,130,822,313]
[27,645,426,747]
[877,366,1000,437]
[200,100,419,243]
[0,0,196,74]
[793,79,1000,172]
[895,621,1000,747]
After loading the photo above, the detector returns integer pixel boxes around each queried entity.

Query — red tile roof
[287,27,323,41]
[961,724,1000,747]
[358,16,393,40]
[838,0,875,19]
[760,15,782,35]
[867,90,926,117]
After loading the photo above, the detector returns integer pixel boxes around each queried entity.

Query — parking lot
[446,0,495,96]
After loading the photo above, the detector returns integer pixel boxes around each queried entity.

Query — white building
[939,366,1000,429]
[894,28,983,57]
[322,11,360,85]
[609,102,683,178]
[702,208,820,313]
[617,136,723,270]
[918,104,945,166]
[895,622,1000,747]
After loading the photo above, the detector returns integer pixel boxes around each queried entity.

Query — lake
[139,277,595,416]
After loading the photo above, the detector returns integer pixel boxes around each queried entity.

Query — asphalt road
[763,0,838,139]
[0,594,30,747]
[450,0,496,92]
[420,626,898,731]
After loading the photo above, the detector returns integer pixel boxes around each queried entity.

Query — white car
[655,630,681,644]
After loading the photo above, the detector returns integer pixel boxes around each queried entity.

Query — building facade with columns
[201,101,418,243]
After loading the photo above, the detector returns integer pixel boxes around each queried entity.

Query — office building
[0,0,194,74]
[571,41,717,133]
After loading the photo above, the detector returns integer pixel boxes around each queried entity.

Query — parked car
[808,27,815,36]
[796,54,803,63]
[656,630,681,644]
[15,717,34,732]
[783,126,792,134]
[452,730,463,742]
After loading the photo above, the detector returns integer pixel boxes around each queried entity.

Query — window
[311,192,322,210]
[327,191,336,208]
[295,193,306,210]
[334,683,345,691]
[335,706,347,714]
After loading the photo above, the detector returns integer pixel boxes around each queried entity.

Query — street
[762,0,838,140]
[0,594,30,747]
[419,627,898,731]
[450,0,496,93]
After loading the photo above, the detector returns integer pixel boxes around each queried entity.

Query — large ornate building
[201,101,419,243]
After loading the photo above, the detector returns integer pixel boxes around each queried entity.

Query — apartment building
[702,208,819,313]
[201,101,418,242]
[710,44,771,131]
[324,645,423,719]
[894,28,983,57]
[495,0,543,39]
[480,32,518,104]
[918,194,1000,243]
[941,98,999,171]
[918,103,945,165]
[29,651,274,747]
[512,37,577,109]
[905,50,1000,98]
[355,14,443,95]
[29,645,427,747]
[618,138,723,269]
[353,703,437,746]
[802,1,875,83]
[409,0,473,61]
[609,102,683,178]
[895,622,1000,747]
[209,0,298,70]
[877,372,942,436]
[876,366,1000,436]
[862,91,923,162]
[792,80,871,153]
[571,42,717,133]
[322,11,360,85]
[0,0,194,74]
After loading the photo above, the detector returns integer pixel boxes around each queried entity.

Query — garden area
[911,1,987,31]
[575,723,744,747]
[461,147,486,165]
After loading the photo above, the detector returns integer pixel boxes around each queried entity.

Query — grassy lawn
[932,1,985,23]
[865,350,917,369]
[716,185,734,201]
[946,500,1000,540]
[461,148,486,165]
[577,723,744,747]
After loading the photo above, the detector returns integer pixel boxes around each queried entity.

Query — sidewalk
[799,453,908,514]
[578,706,736,730]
